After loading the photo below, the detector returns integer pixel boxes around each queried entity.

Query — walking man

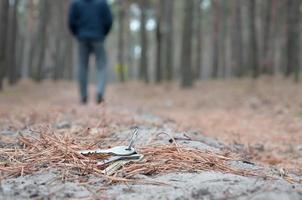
[68,0,113,104]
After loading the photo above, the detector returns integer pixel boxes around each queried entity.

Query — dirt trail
[108,78,302,171]
[0,79,301,199]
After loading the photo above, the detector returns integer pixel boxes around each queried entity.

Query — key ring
[79,128,140,156]
[126,127,139,150]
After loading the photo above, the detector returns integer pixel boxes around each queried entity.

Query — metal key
[79,128,140,156]
[126,127,139,150]
[101,155,144,175]
[97,154,142,167]
[102,160,131,176]
[79,146,136,156]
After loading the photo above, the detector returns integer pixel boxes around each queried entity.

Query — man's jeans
[78,40,107,101]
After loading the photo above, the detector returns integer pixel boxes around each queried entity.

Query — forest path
[1,78,302,171]
[0,78,302,199]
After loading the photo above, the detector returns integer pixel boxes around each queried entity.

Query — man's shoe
[97,94,104,104]
[81,97,88,105]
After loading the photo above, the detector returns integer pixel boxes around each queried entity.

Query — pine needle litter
[0,131,272,184]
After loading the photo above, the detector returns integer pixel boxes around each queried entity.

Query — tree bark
[117,0,126,82]
[164,0,174,81]
[286,0,301,82]
[53,0,64,81]
[0,0,9,90]
[194,0,203,80]
[231,0,243,77]
[32,0,48,82]
[125,8,134,80]
[181,0,194,87]
[139,1,149,83]
[27,0,35,79]
[155,0,164,83]
[248,0,259,78]
[7,0,19,85]
[212,0,220,78]
[220,0,228,78]
[262,0,278,74]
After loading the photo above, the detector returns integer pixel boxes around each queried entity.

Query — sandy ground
[1,126,301,200]
[0,79,302,199]
[108,78,302,171]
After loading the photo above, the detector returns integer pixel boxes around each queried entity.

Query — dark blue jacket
[68,0,113,41]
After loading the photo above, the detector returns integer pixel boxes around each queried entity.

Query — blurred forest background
[1,0,302,177]
[0,0,302,90]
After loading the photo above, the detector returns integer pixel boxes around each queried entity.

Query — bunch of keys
[79,128,143,172]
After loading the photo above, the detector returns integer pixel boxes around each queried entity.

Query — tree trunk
[65,37,74,80]
[27,0,35,79]
[62,0,73,80]
[126,8,134,80]
[286,0,301,82]
[194,0,203,80]
[117,0,126,82]
[164,0,174,81]
[261,0,271,73]
[32,0,48,82]
[139,1,149,83]
[16,34,25,80]
[0,0,9,90]
[155,0,164,83]
[220,0,228,78]
[212,0,220,78]
[181,0,194,87]
[231,0,243,77]
[53,0,63,81]
[248,0,259,78]
[262,0,278,74]
[7,0,19,85]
